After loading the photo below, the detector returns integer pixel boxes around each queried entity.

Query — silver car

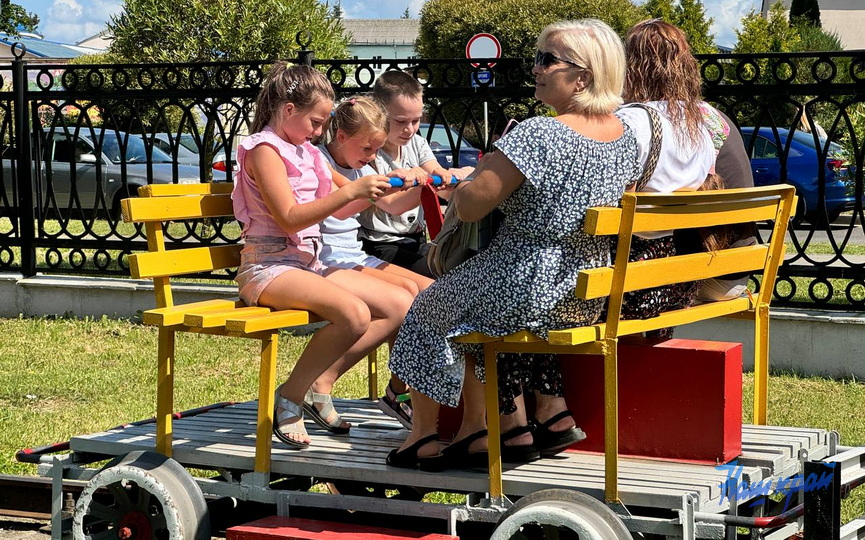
[7,129,206,217]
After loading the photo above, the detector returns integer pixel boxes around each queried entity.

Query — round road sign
[466,33,501,68]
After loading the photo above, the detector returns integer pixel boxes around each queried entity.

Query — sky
[24,0,762,50]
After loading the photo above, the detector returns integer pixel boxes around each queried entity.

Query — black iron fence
[3,41,865,308]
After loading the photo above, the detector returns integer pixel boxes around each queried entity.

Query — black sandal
[500,425,540,463]
[378,382,413,430]
[441,429,488,470]
[531,410,587,456]
[386,434,446,472]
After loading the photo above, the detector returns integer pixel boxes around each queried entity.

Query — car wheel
[113,186,141,221]
[792,196,808,226]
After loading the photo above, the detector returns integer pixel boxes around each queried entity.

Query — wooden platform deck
[69,399,831,513]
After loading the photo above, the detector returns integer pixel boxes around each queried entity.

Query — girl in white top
[317,95,435,429]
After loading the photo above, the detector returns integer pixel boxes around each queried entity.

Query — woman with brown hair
[614,19,731,326]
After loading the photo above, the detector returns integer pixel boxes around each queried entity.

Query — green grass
[2,315,865,521]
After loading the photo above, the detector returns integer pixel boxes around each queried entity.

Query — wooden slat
[453,332,503,344]
[584,186,794,236]
[548,297,754,345]
[122,193,234,223]
[577,245,769,299]
[184,306,273,328]
[224,309,313,334]
[68,399,828,512]
[138,182,234,197]
[586,199,782,236]
[502,330,544,343]
[142,298,243,326]
[129,244,242,278]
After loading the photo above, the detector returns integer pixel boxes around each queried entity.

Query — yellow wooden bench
[455,185,796,505]
[121,182,380,482]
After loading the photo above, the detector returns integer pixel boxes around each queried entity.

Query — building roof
[0,32,103,59]
[342,19,419,46]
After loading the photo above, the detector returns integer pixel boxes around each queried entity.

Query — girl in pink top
[233,63,413,449]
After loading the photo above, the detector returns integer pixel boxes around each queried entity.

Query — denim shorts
[319,243,386,270]
[235,236,325,306]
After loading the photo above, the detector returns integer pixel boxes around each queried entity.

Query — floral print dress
[388,117,640,408]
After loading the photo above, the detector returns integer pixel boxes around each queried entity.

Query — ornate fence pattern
[3,42,865,308]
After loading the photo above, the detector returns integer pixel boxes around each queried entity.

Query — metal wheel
[491,489,632,540]
[73,451,210,540]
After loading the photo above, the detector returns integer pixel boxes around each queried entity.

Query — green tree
[417,0,646,60]
[1,0,39,36]
[789,0,821,28]
[331,2,344,20]
[792,20,841,51]
[402,7,411,19]
[675,0,716,54]
[638,0,716,54]
[108,0,349,63]
[734,2,800,54]
[642,0,676,23]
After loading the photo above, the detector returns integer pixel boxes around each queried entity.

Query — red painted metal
[560,338,743,464]
[226,516,459,540]
[438,338,743,464]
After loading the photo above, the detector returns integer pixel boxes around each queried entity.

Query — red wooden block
[561,338,742,464]
[438,338,742,464]
[227,516,459,540]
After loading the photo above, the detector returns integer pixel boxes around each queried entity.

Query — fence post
[296,32,314,66]
[11,42,36,278]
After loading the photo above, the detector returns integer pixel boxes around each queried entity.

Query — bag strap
[625,103,663,192]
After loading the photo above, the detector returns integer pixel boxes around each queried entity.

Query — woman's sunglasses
[534,50,585,70]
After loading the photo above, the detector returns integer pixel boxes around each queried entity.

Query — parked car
[4,128,207,217]
[151,132,231,180]
[740,127,854,223]
[420,123,481,169]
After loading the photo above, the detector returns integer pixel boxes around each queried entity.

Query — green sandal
[303,389,350,434]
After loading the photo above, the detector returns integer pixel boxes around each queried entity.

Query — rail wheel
[491,489,631,540]
[72,450,210,540]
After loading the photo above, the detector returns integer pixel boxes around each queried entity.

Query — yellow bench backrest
[121,183,237,309]
[580,186,794,331]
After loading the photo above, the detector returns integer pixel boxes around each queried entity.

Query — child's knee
[400,278,420,297]
[390,288,415,318]
[335,297,372,337]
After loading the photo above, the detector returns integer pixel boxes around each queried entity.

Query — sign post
[466,33,501,148]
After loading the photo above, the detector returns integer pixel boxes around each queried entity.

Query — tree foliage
[789,0,821,28]
[642,0,716,54]
[675,0,715,54]
[0,0,39,36]
[731,1,847,144]
[734,2,800,54]
[416,0,647,61]
[107,0,349,63]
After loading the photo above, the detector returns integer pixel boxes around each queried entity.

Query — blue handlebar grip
[388,176,460,188]
[429,175,460,186]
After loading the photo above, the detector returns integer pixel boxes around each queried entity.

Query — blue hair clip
[330,110,336,117]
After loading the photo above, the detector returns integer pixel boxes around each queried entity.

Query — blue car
[420,123,482,169]
[740,127,854,223]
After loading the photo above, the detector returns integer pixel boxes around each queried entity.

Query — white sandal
[273,390,309,449]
